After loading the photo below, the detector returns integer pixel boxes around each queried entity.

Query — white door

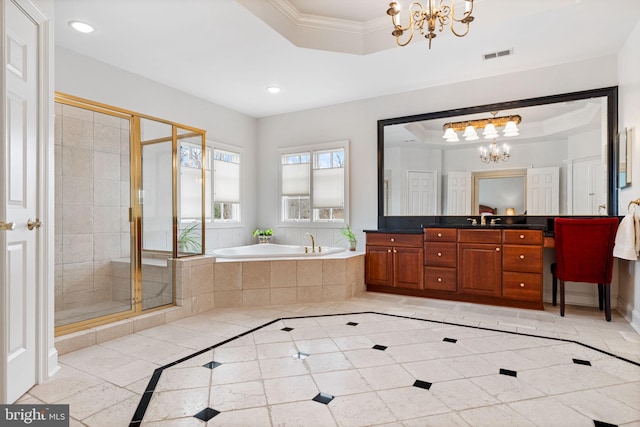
[526,167,559,215]
[407,170,438,215]
[2,0,39,403]
[447,171,471,215]
[570,157,606,214]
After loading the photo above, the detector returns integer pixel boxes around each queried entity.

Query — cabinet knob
[437,233,442,237]
[390,238,395,242]
[437,252,442,257]
[437,277,442,282]
[393,249,397,253]
[519,234,525,239]
[520,283,525,288]
[519,254,525,259]
[495,247,500,252]
[388,249,391,253]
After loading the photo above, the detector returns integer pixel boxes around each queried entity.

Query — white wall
[257,56,619,249]
[55,47,259,250]
[616,20,640,332]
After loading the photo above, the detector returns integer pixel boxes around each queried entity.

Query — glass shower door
[140,118,174,310]
[54,100,133,328]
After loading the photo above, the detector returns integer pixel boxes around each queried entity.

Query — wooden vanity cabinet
[366,228,544,309]
[365,233,423,289]
[458,229,502,297]
[424,228,457,292]
[502,230,543,301]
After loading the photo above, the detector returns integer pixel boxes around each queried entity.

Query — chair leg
[551,263,557,306]
[597,284,604,311]
[605,283,611,322]
[560,279,565,317]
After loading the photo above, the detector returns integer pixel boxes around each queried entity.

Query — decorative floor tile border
[129,311,640,426]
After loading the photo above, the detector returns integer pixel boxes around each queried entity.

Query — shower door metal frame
[54,92,206,336]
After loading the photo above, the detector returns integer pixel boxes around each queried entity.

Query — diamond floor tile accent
[281,327,294,331]
[312,392,335,405]
[413,379,433,390]
[594,420,618,427]
[346,322,359,326]
[372,344,388,351]
[194,407,220,422]
[443,337,458,343]
[499,368,518,377]
[203,361,222,369]
[573,358,592,366]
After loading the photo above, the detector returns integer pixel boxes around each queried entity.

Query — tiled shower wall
[54,103,131,312]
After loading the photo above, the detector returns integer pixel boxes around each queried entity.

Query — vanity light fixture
[443,113,521,142]
[69,21,95,33]
[266,86,281,94]
[386,0,474,50]
[462,123,479,141]
[480,139,510,164]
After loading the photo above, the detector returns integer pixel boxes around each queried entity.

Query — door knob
[0,221,15,231]
[27,218,43,230]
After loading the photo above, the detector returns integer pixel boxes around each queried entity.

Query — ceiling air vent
[482,49,513,61]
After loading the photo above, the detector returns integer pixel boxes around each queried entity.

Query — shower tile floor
[21,293,640,426]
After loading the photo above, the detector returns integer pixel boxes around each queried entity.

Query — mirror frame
[377,86,619,227]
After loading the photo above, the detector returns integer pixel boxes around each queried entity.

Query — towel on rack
[614,208,639,260]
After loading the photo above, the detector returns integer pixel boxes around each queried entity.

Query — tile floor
[20,293,640,426]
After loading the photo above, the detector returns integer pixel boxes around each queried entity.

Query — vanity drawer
[502,245,543,273]
[503,272,542,301]
[424,228,457,242]
[424,267,457,292]
[367,233,422,247]
[502,230,543,245]
[424,242,456,267]
[457,229,501,244]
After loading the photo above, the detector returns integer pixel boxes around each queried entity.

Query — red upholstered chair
[553,217,619,321]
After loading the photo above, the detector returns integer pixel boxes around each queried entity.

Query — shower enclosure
[54,94,206,334]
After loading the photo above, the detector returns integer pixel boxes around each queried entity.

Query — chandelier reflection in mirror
[480,140,510,163]
[442,111,520,163]
[386,0,475,49]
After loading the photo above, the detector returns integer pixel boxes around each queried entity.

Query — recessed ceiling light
[266,86,281,94]
[69,21,95,33]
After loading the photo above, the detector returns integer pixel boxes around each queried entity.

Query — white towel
[614,210,639,260]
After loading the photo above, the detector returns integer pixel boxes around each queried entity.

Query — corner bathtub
[208,243,344,260]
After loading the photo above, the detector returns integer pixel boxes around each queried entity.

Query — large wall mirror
[378,87,618,222]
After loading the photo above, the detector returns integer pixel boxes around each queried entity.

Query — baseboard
[544,288,618,308]
[46,347,60,380]
[616,296,640,333]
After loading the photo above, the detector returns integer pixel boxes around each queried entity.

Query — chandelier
[480,140,510,163]
[442,112,521,142]
[386,1,475,49]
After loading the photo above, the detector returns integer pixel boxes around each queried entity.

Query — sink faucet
[305,232,316,253]
[480,215,487,226]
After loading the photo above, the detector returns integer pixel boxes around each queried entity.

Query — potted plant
[178,223,202,253]
[253,228,273,244]
[339,223,357,251]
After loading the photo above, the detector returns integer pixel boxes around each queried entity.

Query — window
[179,143,211,220]
[212,148,240,222]
[280,141,348,224]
